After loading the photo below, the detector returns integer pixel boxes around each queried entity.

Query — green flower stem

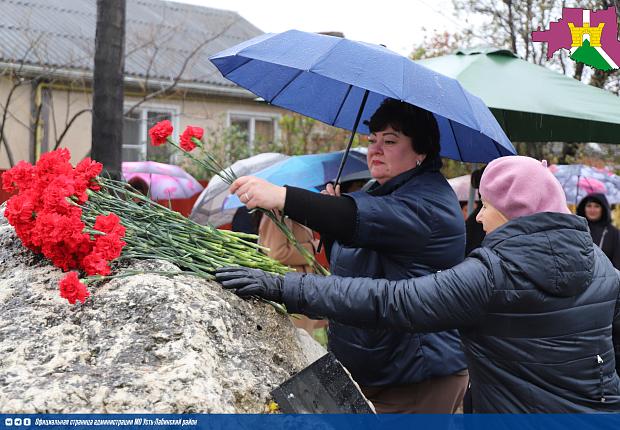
[164,137,329,275]
[83,179,291,276]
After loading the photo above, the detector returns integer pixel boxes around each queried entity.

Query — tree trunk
[573,62,584,81]
[589,69,611,88]
[92,0,126,179]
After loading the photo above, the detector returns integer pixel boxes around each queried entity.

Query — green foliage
[440,158,473,179]
[179,121,250,180]
[312,327,329,348]
[278,114,316,154]
[409,30,473,60]
[179,113,367,180]
[277,113,359,155]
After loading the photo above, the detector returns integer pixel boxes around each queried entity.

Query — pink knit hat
[479,156,570,220]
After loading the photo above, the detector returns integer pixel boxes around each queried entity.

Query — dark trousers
[360,370,469,414]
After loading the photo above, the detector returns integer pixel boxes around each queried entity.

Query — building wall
[43,82,93,164]
[0,77,35,169]
[0,77,286,170]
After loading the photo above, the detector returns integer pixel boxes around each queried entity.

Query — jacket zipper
[597,354,606,403]
[599,228,608,249]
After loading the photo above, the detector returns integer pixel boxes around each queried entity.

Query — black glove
[215,266,284,302]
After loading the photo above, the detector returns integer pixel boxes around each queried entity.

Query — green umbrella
[417,47,620,143]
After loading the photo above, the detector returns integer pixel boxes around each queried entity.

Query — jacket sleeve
[348,191,432,251]
[613,270,620,374]
[282,252,497,332]
[259,217,314,267]
[611,229,620,270]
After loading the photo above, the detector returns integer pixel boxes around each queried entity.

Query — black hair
[470,166,486,189]
[127,177,149,196]
[366,98,440,159]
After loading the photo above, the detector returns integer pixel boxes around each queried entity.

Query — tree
[0,33,93,168]
[449,0,620,164]
[0,6,244,172]
[409,30,474,60]
[91,0,126,179]
[452,0,619,86]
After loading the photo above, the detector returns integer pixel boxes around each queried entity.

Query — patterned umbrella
[190,153,289,227]
[221,149,368,212]
[549,164,620,205]
[447,174,480,202]
[121,161,203,200]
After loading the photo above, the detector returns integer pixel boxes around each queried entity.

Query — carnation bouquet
[2,145,295,307]
[149,120,328,276]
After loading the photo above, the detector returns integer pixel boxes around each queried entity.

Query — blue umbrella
[223,149,368,211]
[210,29,516,179]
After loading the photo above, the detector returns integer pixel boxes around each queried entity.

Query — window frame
[122,103,180,162]
[227,110,280,155]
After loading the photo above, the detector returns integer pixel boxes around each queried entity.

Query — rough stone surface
[0,205,326,413]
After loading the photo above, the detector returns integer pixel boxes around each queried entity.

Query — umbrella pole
[333,90,370,186]
[467,163,478,217]
[317,90,369,256]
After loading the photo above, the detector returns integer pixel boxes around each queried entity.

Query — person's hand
[230,176,286,210]
[321,182,341,197]
[215,266,284,302]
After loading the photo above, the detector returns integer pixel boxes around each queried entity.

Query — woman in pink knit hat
[217,155,620,413]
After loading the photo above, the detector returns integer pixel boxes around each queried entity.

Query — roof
[0,0,263,91]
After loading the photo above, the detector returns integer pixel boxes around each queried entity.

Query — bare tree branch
[0,79,25,165]
[53,108,92,150]
[124,17,239,117]
[1,135,14,167]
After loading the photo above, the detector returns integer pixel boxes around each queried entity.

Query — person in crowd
[127,176,149,197]
[224,98,468,414]
[231,207,261,242]
[258,215,324,335]
[577,193,620,269]
[126,177,150,205]
[465,167,486,256]
[217,156,620,413]
[335,170,372,194]
[259,216,318,273]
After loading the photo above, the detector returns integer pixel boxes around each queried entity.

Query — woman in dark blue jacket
[218,156,620,413]
[228,99,468,413]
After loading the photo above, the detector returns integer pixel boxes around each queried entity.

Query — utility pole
[91,0,126,178]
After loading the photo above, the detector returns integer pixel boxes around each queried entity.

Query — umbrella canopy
[417,47,620,144]
[121,161,203,200]
[190,153,289,227]
[210,30,515,164]
[447,174,480,202]
[549,164,620,205]
[222,149,369,212]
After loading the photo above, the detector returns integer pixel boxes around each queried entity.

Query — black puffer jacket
[577,193,620,269]
[282,213,620,412]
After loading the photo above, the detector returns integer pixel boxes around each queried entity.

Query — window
[228,112,279,155]
[122,106,178,162]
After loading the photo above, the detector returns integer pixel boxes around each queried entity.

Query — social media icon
[5,418,13,426]
[23,419,31,426]
[14,418,22,426]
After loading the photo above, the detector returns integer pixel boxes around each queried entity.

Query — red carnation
[179,125,204,152]
[75,158,103,201]
[59,272,90,305]
[82,252,111,276]
[34,149,73,189]
[149,120,173,146]
[94,213,125,236]
[93,234,126,261]
[2,161,35,193]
